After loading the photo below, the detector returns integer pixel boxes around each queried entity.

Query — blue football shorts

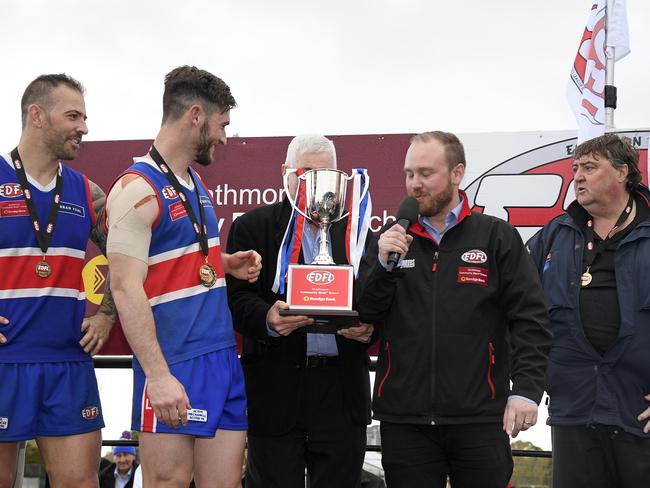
[0,361,104,441]
[132,347,247,436]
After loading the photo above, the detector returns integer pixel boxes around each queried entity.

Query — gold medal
[580,271,592,287]
[35,258,52,278]
[199,262,217,288]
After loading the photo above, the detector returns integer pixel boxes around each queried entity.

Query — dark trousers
[246,365,366,488]
[380,421,513,488]
[552,424,650,488]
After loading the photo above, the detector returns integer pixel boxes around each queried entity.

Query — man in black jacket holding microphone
[357,131,551,488]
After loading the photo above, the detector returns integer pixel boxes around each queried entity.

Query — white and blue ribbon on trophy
[345,168,372,277]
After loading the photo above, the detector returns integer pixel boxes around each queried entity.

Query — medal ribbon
[582,193,634,281]
[149,146,209,259]
[10,147,63,258]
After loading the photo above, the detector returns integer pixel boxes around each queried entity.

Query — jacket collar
[409,189,472,241]
[564,185,650,231]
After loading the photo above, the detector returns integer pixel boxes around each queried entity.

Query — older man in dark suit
[226,134,373,488]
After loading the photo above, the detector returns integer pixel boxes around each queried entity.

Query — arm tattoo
[98,273,116,319]
[88,180,117,320]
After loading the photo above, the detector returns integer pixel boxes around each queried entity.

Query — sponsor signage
[461,250,487,264]
[187,408,208,423]
[0,200,28,218]
[0,183,23,198]
[82,406,99,420]
[162,185,178,200]
[169,201,187,221]
[286,264,353,311]
[59,201,85,218]
[458,266,489,287]
[66,130,648,354]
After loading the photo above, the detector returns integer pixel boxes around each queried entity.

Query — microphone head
[396,196,420,225]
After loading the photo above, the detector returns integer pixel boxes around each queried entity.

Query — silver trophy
[283,168,369,265]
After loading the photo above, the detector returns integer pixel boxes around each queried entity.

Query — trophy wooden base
[279,309,359,334]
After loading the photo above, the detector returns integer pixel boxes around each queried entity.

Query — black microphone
[386,196,419,272]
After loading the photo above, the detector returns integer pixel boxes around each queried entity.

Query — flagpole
[605,0,617,132]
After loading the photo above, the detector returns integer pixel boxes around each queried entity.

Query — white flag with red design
[567,0,630,144]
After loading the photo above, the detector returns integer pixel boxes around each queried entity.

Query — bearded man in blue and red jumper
[106,66,261,488]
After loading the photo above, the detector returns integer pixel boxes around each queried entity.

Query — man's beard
[414,178,454,217]
[43,123,79,161]
[51,139,78,161]
[194,121,213,166]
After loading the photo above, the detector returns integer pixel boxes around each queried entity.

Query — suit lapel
[330,217,349,265]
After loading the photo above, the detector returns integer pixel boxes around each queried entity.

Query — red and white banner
[64,130,648,354]
[567,0,630,144]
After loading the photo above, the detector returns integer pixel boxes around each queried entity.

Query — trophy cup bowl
[280,167,369,332]
[285,168,351,265]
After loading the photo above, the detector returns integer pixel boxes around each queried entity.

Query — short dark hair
[574,133,641,192]
[162,66,236,123]
[21,74,85,129]
[410,131,466,170]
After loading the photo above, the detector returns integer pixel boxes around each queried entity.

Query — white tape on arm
[106,176,157,263]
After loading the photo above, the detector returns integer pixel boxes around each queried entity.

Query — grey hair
[285,134,337,168]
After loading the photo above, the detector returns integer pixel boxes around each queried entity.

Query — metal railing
[93,355,552,459]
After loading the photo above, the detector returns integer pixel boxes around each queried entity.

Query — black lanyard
[148,145,209,258]
[10,147,63,259]
[581,193,633,286]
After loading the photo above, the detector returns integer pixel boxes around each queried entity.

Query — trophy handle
[337,170,370,221]
[283,168,311,220]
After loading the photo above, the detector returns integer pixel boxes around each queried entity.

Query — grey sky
[1,0,648,147]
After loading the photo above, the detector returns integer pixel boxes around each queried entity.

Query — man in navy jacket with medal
[528,133,650,487]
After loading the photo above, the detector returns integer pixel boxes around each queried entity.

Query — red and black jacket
[357,194,551,425]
